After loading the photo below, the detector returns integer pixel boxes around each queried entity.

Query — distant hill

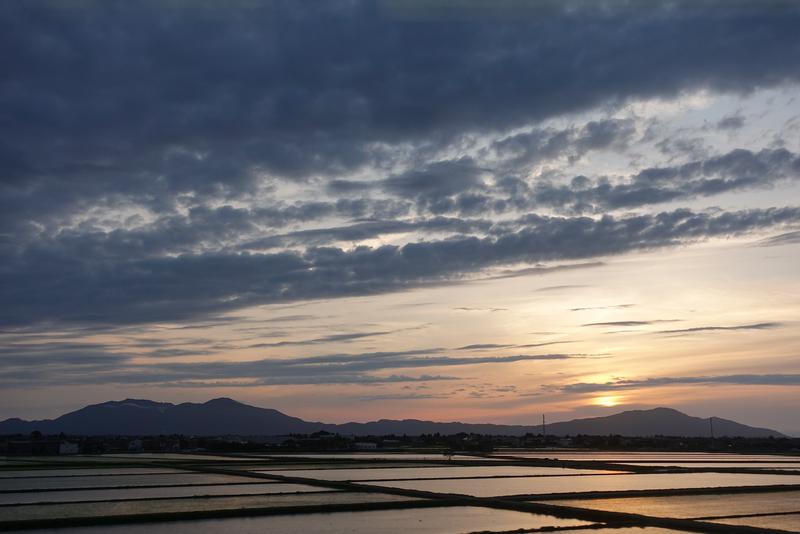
[0,399,785,438]
[542,407,784,438]
[0,398,322,436]
[328,407,783,438]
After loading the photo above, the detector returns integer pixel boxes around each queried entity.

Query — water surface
[0,468,182,478]
[9,505,591,533]
[493,452,800,462]
[0,482,326,505]
[708,513,800,531]
[548,490,800,518]
[0,473,254,491]
[0,491,416,522]
[364,472,800,497]
[254,465,620,481]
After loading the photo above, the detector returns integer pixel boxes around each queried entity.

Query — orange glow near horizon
[593,395,622,407]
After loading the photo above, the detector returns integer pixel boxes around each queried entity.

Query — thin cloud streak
[582,320,680,327]
[656,322,784,335]
[0,345,588,387]
[560,374,800,393]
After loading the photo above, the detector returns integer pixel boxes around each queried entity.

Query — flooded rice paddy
[252,465,622,480]
[0,506,591,533]
[0,482,335,505]
[549,490,800,518]
[0,450,797,533]
[363,471,800,497]
[707,513,800,531]
[0,472,255,491]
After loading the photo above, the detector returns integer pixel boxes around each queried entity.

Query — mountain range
[0,398,785,438]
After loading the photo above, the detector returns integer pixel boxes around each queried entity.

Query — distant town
[3,430,799,457]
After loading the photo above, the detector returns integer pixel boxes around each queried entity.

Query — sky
[1,0,799,435]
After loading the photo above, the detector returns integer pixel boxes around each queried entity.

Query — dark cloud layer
[4,207,798,327]
[2,0,800,405]
[527,148,800,214]
[3,0,800,231]
[327,148,800,218]
[240,216,492,250]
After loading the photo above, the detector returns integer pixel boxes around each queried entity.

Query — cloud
[517,341,575,349]
[3,0,800,353]
[0,0,798,406]
[530,148,800,213]
[570,304,635,312]
[758,230,800,247]
[240,217,492,250]
[0,345,583,387]
[257,314,319,323]
[534,285,590,293]
[583,320,679,327]
[381,158,487,210]
[717,113,746,131]
[163,374,462,388]
[3,207,800,328]
[3,1,800,233]
[656,322,783,335]
[456,341,576,352]
[453,307,507,313]
[356,393,452,401]
[560,374,800,393]
[489,119,636,170]
[0,342,132,367]
[456,343,515,351]
[488,262,604,280]
[245,330,396,348]
[301,141,800,222]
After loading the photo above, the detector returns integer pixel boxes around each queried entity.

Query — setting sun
[594,396,622,407]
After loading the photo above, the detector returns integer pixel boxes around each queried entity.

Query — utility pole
[542,414,546,441]
[709,416,715,439]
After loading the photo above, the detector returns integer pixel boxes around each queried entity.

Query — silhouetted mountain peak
[97,399,174,410]
[203,397,244,407]
[625,407,688,419]
[641,407,684,415]
[543,406,783,438]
